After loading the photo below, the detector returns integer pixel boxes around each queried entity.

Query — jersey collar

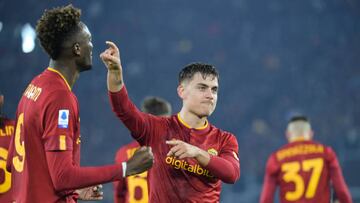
[47,67,72,91]
[177,113,208,130]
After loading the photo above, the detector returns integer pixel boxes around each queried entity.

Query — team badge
[58,109,69,128]
[207,148,218,156]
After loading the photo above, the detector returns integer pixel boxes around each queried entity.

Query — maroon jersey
[0,118,15,202]
[109,87,240,203]
[114,141,148,203]
[7,68,123,203]
[260,140,352,203]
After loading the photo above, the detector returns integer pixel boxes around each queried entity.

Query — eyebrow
[196,83,218,89]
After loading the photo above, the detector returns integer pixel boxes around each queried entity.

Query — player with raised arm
[101,41,240,202]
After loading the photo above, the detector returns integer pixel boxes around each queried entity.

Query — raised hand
[126,146,154,176]
[100,41,124,92]
[76,184,103,201]
[100,41,121,71]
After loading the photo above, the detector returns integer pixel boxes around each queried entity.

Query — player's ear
[285,130,291,141]
[309,130,314,139]
[73,43,81,56]
[177,84,185,99]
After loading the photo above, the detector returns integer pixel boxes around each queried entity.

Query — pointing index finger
[105,41,119,51]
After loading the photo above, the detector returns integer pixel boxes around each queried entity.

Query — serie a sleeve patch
[58,109,69,128]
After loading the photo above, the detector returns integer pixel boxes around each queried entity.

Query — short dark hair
[178,62,219,84]
[289,115,309,123]
[141,97,172,116]
[36,4,81,59]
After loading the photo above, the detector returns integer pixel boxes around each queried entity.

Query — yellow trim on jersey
[47,67,71,91]
[59,135,67,150]
[177,113,208,130]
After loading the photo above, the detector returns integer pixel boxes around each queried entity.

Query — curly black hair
[36,4,81,59]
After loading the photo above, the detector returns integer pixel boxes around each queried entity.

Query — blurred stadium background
[0,0,359,202]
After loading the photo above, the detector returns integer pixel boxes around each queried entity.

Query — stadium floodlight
[21,23,36,53]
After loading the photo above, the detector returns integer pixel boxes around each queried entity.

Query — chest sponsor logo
[165,156,213,178]
[58,109,69,128]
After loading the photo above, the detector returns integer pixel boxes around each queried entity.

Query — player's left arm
[203,135,240,183]
[259,155,278,203]
[327,147,353,203]
[166,134,240,183]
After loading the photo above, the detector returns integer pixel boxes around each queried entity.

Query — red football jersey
[114,141,148,203]
[260,140,352,203]
[0,118,15,202]
[7,68,81,202]
[109,87,240,203]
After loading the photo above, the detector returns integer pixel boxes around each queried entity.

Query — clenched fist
[126,146,154,176]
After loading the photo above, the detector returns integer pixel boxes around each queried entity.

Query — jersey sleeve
[326,147,353,203]
[46,150,123,192]
[42,90,77,152]
[205,134,240,183]
[260,154,278,203]
[108,86,165,145]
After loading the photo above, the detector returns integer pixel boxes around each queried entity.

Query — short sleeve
[42,91,78,151]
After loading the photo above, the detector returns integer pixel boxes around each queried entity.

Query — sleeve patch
[58,109,69,128]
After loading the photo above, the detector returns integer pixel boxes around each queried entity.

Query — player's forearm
[109,86,148,140]
[259,175,276,203]
[107,69,124,92]
[195,148,210,166]
[47,151,123,192]
[328,153,353,203]
[205,155,240,183]
[331,167,353,203]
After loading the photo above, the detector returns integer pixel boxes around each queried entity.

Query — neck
[288,135,311,143]
[49,59,79,89]
[179,108,207,129]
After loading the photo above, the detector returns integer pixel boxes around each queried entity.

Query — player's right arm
[327,147,352,203]
[101,41,164,144]
[260,155,278,203]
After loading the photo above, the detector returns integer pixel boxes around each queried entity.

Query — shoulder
[309,140,336,158]
[41,90,76,112]
[210,124,237,140]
